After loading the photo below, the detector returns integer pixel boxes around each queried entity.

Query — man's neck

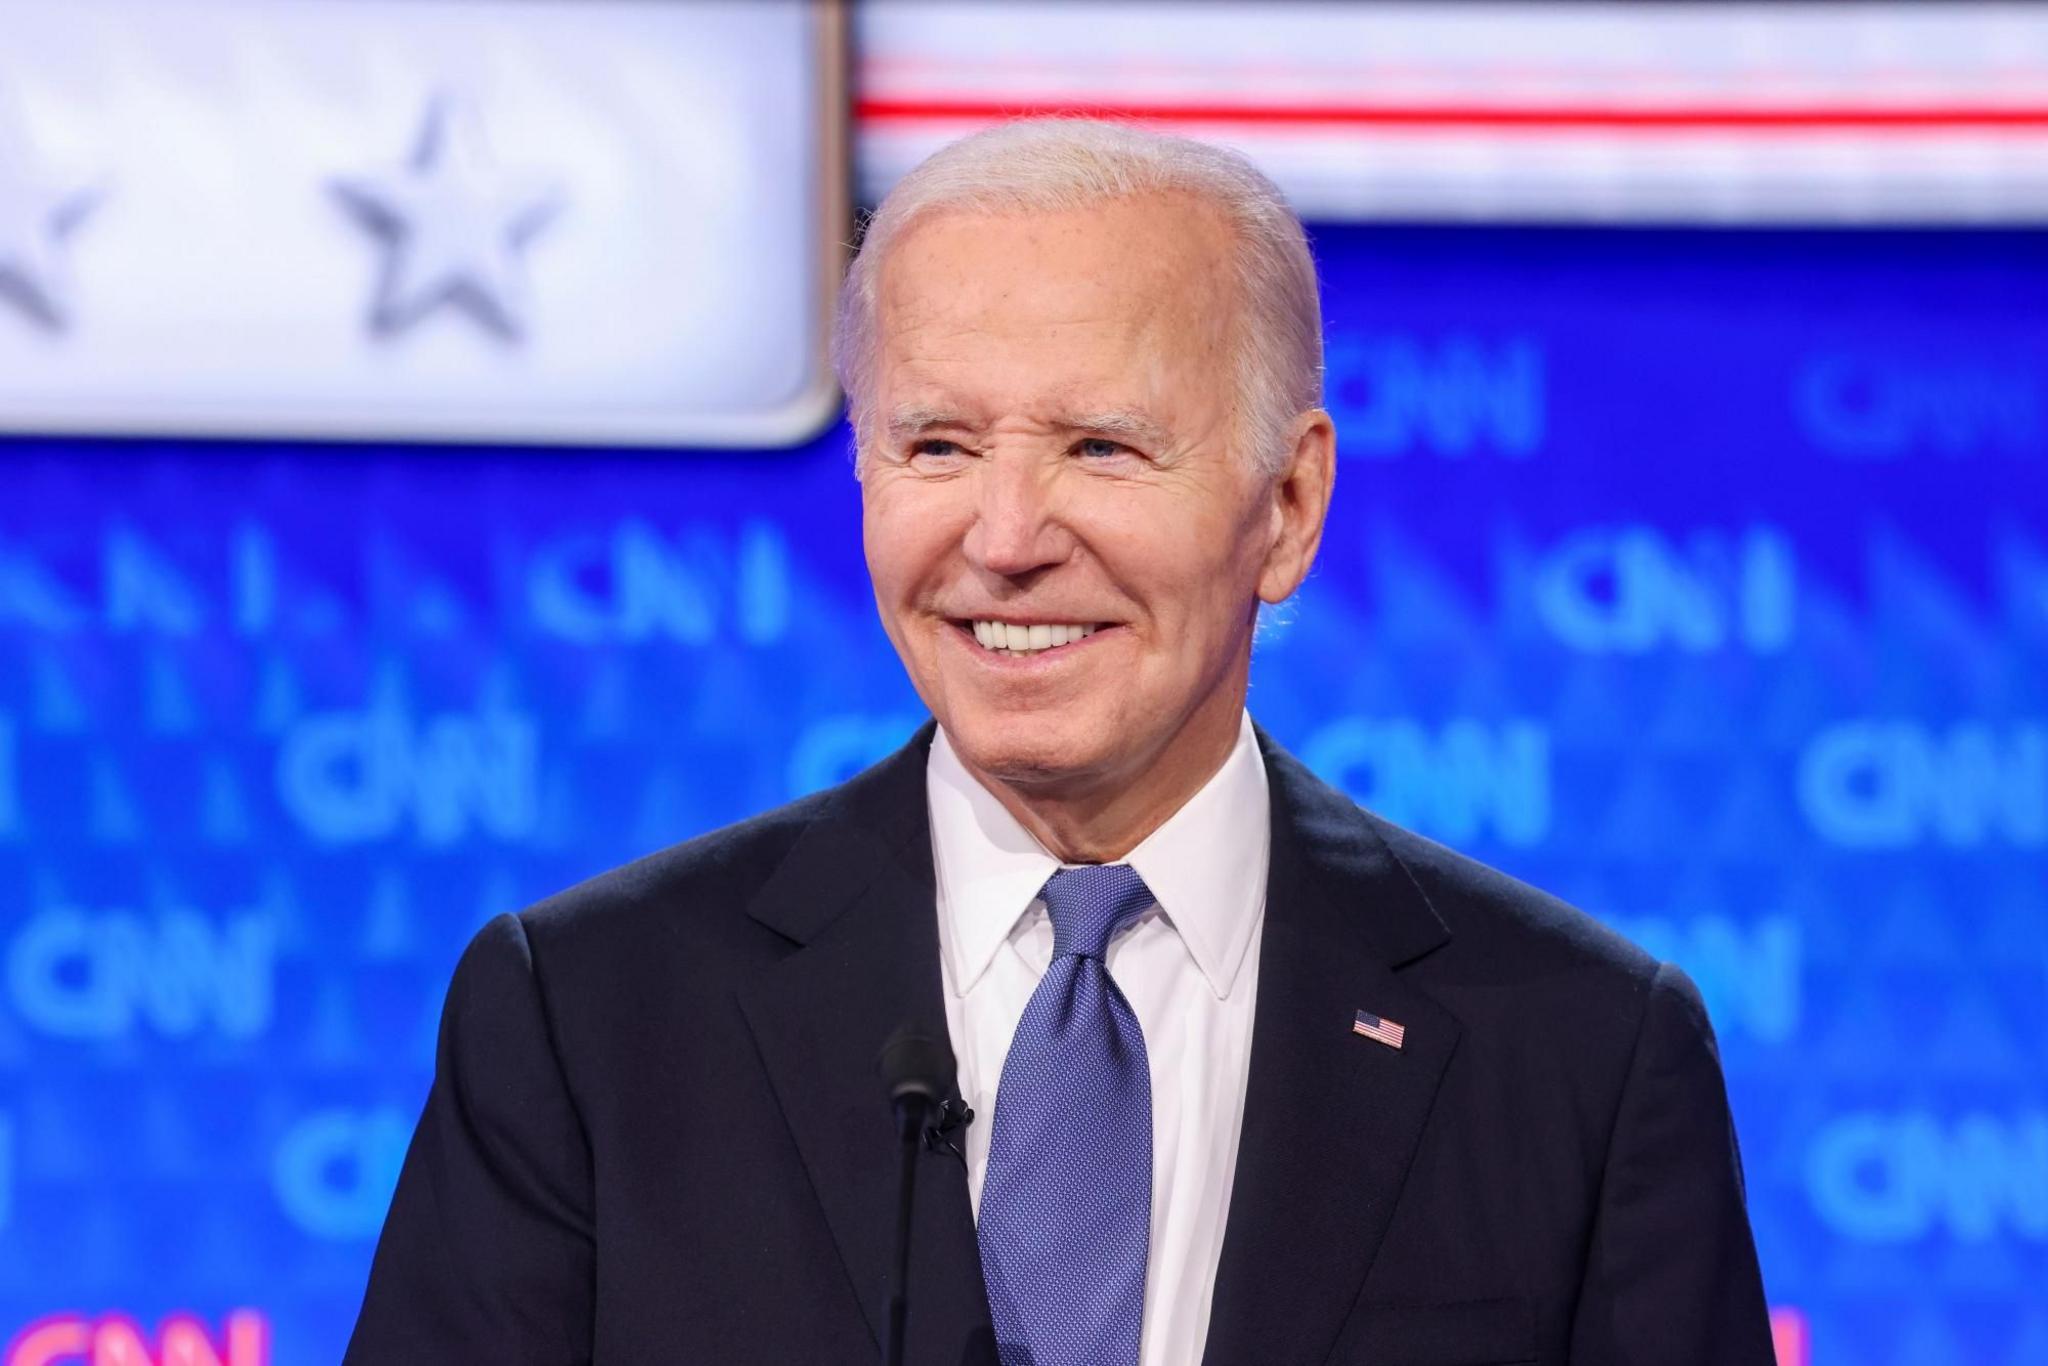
[961,701,1247,865]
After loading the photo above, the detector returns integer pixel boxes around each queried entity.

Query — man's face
[860,191,1322,798]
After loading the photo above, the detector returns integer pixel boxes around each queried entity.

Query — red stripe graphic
[860,97,2048,132]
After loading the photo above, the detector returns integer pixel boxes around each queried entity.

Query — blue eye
[1077,438,1125,459]
[911,439,964,459]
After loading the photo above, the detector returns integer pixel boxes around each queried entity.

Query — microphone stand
[878,1027,958,1366]
[886,1098,924,1366]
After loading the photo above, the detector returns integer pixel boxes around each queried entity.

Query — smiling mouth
[953,618,1106,658]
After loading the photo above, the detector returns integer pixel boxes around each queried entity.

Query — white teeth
[967,620,1102,655]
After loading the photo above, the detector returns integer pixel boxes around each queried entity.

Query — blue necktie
[977,864,1154,1366]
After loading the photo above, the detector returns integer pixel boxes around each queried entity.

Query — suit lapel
[1201,733,1462,1365]
[736,723,997,1366]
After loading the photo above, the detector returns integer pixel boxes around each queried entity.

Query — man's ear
[1257,409,1337,604]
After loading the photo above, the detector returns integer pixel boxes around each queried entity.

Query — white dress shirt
[927,713,1270,1366]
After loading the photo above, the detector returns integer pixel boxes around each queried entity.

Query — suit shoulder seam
[505,909,598,1161]
[1589,957,1670,1179]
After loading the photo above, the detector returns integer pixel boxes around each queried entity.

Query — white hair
[833,118,1324,477]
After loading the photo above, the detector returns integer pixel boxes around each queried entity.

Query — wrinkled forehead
[871,195,1242,410]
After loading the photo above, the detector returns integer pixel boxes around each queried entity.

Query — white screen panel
[0,0,845,446]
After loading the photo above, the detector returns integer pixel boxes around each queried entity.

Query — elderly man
[346,120,1775,1365]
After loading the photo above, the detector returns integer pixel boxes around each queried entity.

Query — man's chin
[942,712,1120,793]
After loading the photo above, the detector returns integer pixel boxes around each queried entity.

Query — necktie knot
[1040,863,1154,961]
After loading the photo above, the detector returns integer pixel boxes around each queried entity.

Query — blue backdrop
[1,224,2043,1365]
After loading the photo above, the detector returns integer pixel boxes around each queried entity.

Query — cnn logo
[4,1312,267,1366]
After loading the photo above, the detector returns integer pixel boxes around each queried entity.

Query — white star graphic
[331,96,563,341]
[0,93,101,331]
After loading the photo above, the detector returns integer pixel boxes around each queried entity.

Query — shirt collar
[927,711,1270,1000]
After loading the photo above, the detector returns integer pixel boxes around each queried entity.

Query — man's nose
[963,456,1070,577]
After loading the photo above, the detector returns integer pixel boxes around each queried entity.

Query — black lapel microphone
[877,1025,962,1366]
[924,1097,975,1161]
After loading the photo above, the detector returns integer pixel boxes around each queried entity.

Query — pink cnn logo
[2,1312,268,1366]
[1771,1305,1810,1366]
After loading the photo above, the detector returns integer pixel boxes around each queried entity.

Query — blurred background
[1,1,2043,1363]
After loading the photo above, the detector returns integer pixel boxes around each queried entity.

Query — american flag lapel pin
[1352,1008,1406,1050]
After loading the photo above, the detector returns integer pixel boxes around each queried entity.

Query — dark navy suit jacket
[345,723,1776,1365]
